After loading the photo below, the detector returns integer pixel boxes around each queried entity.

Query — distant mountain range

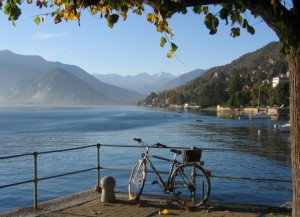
[0,50,206,105]
[0,50,145,105]
[92,69,205,94]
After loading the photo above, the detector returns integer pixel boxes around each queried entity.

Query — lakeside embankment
[168,104,289,117]
[216,105,289,117]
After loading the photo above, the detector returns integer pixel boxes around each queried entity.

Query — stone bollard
[100,176,116,203]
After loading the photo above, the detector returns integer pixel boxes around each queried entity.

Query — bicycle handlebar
[133,138,142,143]
[133,138,167,148]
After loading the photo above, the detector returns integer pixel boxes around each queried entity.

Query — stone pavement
[1,190,292,217]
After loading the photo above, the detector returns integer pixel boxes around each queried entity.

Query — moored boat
[249,113,271,119]
[238,113,249,119]
[274,123,291,132]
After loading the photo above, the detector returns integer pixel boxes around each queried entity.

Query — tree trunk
[287,47,300,217]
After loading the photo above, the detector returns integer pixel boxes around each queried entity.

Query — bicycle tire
[171,163,211,208]
[128,161,146,201]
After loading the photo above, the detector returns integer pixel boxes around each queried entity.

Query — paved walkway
[1,190,292,217]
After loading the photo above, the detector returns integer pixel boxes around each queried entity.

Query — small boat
[194,119,203,122]
[274,123,291,132]
[249,113,271,119]
[238,113,249,119]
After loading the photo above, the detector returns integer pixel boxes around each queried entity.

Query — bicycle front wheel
[128,161,146,201]
[171,163,211,208]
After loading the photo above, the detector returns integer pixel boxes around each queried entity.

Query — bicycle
[128,138,211,208]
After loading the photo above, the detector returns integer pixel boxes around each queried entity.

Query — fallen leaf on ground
[159,209,169,215]
[92,186,102,193]
[128,193,135,201]
[90,209,101,215]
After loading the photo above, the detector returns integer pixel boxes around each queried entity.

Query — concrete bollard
[100,176,116,203]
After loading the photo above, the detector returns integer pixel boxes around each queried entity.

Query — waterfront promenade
[1,190,292,217]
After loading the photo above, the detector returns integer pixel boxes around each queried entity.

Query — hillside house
[272,74,290,87]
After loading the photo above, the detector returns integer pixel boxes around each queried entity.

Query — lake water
[0,105,292,214]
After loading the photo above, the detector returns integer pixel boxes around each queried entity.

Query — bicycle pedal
[151,180,158,185]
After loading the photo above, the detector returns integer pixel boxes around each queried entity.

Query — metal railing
[0,144,100,210]
[0,144,292,211]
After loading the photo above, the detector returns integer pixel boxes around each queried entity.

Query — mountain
[93,71,176,94]
[164,69,206,89]
[93,70,207,95]
[6,68,111,104]
[0,50,145,104]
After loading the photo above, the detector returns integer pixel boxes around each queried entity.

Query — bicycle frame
[140,150,181,193]
[130,138,211,207]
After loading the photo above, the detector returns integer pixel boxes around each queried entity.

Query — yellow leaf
[34,16,40,25]
[101,6,109,14]
[146,13,156,23]
[121,12,127,21]
[128,192,135,201]
[156,25,163,33]
[53,0,62,6]
[161,21,168,29]
[158,209,169,215]
[70,12,78,20]
[90,6,98,14]
[167,51,173,58]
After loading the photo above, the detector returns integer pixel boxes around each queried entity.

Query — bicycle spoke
[171,163,211,208]
[128,162,145,201]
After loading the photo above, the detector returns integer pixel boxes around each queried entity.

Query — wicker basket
[181,149,202,163]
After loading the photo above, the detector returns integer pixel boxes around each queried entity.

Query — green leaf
[219,8,228,24]
[204,13,213,29]
[202,6,209,15]
[160,37,167,47]
[4,2,21,21]
[107,14,119,28]
[170,42,178,52]
[193,5,202,14]
[34,16,40,25]
[247,25,255,35]
[242,19,248,28]
[230,27,240,38]
[204,13,219,35]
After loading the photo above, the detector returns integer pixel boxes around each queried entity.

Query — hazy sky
[0,5,278,76]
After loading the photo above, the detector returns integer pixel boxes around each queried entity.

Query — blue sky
[0,5,278,76]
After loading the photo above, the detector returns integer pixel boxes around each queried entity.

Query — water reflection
[187,110,290,166]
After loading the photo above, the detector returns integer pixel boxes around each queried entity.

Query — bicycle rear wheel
[128,161,146,201]
[171,163,211,208]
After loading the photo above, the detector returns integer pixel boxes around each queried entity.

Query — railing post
[32,152,38,210]
[96,144,101,188]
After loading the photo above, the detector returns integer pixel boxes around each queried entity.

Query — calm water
[0,105,292,214]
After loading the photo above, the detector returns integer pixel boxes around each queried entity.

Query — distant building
[272,74,289,87]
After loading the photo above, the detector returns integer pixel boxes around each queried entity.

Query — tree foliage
[1,0,299,56]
